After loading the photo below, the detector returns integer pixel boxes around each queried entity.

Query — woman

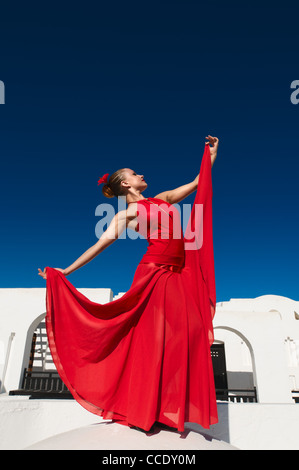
[38,135,219,433]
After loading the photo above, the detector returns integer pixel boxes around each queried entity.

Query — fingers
[205,135,219,146]
[38,268,47,279]
[205,135,214,144]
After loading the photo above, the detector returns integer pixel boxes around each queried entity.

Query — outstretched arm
[154,135,219,204]
[38,210,133,279]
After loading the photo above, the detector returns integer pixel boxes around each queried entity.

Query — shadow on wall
[1,332,16,393]
[185,403,230,444]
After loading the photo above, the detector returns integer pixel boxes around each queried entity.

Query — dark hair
[102,169,127,198]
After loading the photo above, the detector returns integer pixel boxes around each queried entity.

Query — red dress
[45,144,218,432]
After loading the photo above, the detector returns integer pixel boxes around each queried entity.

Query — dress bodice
[134,197,185,267]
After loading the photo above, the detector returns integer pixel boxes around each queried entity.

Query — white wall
[189,402,299,450]
[0,290,299,449]
[214,295,299,404]
[1,290,298,405]
[0,288,113,392]
[1,397,299,450]
[0,395,98,450]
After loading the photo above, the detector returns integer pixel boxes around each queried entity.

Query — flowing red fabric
[45,144,218,432]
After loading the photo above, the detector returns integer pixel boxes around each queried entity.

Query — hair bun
[102,184,114,198]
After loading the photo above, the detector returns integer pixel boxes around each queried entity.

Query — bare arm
[64,210,129,275]
[154,179,198,204]
[154,135,219,205]
[38,209,135,279]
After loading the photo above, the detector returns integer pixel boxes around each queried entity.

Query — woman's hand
[38,267,65,280]
[205,135,219,167]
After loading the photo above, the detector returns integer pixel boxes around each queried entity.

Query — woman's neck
[126,193,148,204]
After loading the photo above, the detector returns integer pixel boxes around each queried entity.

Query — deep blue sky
[0,1,298,302]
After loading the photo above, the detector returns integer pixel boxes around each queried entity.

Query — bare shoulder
[124,203,138,220]
[111,209,136,230]
[153,192,169,202]
[124,203,139,231]
[115,209,128,218]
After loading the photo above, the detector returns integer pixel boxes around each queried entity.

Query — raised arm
[154,179,198,204]
[38,209,135,279]
[154,135,219,205]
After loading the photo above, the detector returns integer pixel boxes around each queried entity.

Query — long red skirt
[45,144,218,432]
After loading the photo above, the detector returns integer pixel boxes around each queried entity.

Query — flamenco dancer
[38,135,219,433]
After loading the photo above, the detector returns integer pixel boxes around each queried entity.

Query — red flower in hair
[97,173,109,185]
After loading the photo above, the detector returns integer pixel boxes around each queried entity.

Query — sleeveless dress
[45,144,218,432]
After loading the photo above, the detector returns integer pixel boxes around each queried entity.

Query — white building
[0,288,299,450]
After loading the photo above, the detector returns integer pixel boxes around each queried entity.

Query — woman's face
[122,169,148,192]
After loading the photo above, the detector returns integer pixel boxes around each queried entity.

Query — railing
[216,388,258,403]
[9,369,72,398]
[292,390,299,403]
[10,369,258,403]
